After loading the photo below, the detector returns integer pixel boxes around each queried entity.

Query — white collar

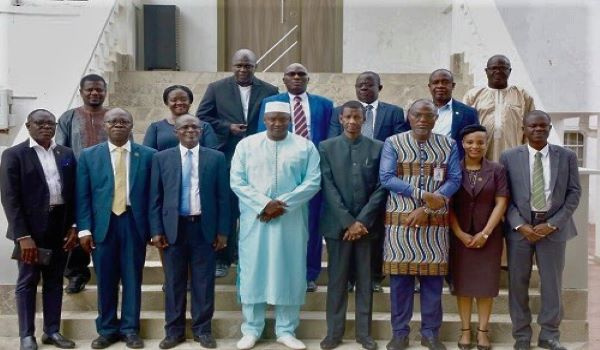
[527,143,550,157]
[360,100,379,110]
[288,92,308,101]
[29,137,56,150]
[108,140,131,153]
[179,143,200,156]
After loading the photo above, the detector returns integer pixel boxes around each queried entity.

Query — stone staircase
[0,68,589,349]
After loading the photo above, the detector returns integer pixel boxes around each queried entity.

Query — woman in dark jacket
[450,124,509,350]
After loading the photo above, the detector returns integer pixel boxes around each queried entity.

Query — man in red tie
[257,63,334,292]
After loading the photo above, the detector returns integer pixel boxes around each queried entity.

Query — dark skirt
[449,225,502,297]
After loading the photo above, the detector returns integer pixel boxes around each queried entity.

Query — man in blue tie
[150,115,230,349]
[77,108,155,349]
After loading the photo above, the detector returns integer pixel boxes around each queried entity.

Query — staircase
[0,66,589,349]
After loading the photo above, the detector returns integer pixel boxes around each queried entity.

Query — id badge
[433,166,445,181]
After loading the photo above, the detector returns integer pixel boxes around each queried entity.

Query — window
[563,132,584,167]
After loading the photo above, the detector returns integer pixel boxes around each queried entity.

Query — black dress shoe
[91,334,120,349]
[421,336,447,350]
[159,336,185,349]
[513,340,531,350]
[320,336,342,349]
[538,339,567,350]
[65,277,86,294]
[357,336,378,350]
[122,333,144,349]
[194,334,217,348]
[215,263,229,278]
[386,336,408,350]
[306,280,318,292]
[20,336,37,350]
[372,282,383,293]
[42,333,75,348]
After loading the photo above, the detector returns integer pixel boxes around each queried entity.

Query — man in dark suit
[257,62,334,292]
[328,71,409,140]
[319,101,387,350]
[149,115,230,349]
[428,69,479,157]
[500,110,581,350]
[196,48,278,277]
[328,71,409,293]
[77,108,156,349]
[1,109,77,350]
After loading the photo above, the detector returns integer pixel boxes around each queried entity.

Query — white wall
[343,0,453,73]
[141,0,217,72]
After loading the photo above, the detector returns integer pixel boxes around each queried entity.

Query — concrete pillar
[565,171,591,289]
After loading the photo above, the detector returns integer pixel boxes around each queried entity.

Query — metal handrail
[66,0,120,109]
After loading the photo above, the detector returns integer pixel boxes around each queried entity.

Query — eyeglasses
[176,125,203,131]
[410,114,437,121]
[285,71,307,77]
[105,119,132,126]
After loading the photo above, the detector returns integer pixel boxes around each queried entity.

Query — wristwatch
[547,222,558,231]
[482,233,489,240]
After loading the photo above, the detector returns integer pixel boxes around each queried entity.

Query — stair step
[87,260,541,289]
[0,337,587,350]
[0,311,588,342]
[26,285,585,320]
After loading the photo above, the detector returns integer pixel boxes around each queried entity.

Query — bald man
[196,48,278,278]
[257,63,334,292]
[77,108,156,349]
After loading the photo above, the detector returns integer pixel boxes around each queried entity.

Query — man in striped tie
[500,110,581,350]
[257,63,334,292]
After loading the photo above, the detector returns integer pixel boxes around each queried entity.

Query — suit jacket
[195,76,278,160]
[500,144,581,242]
[257,92,334,147]
[449,99,479,141]
[1,140,76,242]
[328,101,409,141]
[319,134,387,240]
[76,142,156,243]
[149,146,230,244]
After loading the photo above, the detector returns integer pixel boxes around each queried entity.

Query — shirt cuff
[78,230,92,238]
[514,224,524,231]
[16,235,31,241]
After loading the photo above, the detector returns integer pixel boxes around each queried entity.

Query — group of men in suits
[0,49,581,350]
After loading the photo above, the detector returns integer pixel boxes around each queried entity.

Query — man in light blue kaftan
[230,101,321,350]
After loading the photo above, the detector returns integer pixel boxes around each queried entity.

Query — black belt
[531,211,547,225]
[179,215,201,223]
[48,204,65,213]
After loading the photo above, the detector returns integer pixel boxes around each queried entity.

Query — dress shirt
[29,137,64,205]
[79,141,132,238]
[431,99,453,137]
[288,92,311,139]
[238,85,252,122]
[179,143,202,215]
[528,143,551,211]
[360,100,379,131]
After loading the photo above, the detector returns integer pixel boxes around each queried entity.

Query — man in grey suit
[150,115,230,349]
[196,48,278,277]
[319,101,387,350]
[500,110,581,350]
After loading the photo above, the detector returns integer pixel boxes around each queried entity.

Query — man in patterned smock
[379,99,461,350]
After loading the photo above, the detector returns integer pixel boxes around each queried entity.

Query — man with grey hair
[196,48,278,278]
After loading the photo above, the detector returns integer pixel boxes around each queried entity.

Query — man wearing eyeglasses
[76,108,155,349]
[196,48,278,278]
[257,63,334,292]
[463,55,535,161]
[149,115,230,349]
[1,109,78,350]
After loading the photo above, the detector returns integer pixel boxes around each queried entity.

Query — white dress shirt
[179,143,202,215]
[288,92,311,139]
[79,141,132,238]
[360,100,379,131]
[29,137,64,205]
[431,99,453,137]
[528,143,551,211]
[239,85,252,122]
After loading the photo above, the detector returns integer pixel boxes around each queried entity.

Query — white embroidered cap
[264,101,291,114]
